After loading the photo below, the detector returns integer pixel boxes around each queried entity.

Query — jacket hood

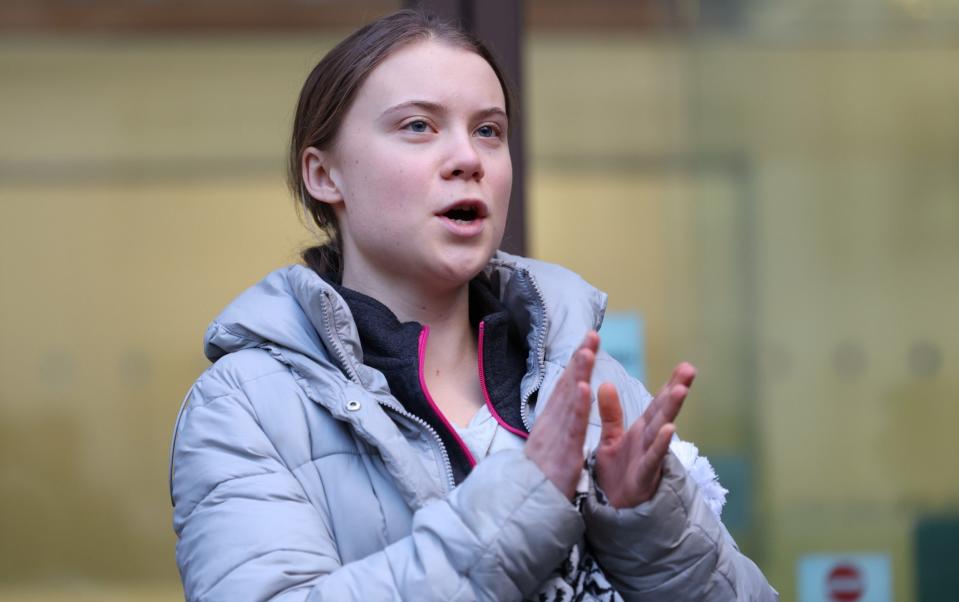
[202,251,609,377]
[202,264,361,368]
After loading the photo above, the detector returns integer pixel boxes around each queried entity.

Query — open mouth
[443,206,480,222]
[439,201,487,223]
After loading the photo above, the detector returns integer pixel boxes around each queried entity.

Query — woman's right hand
[524,331,599,500]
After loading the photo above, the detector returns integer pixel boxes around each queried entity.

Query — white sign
[797,553,891,602]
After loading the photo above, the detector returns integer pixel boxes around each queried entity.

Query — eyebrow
[379,100,507,122]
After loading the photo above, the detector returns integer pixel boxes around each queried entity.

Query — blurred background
[1,1,957,600]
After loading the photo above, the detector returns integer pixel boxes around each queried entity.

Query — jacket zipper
[322,291,363,384]
[378,403,456,492]
[322,272,552,490]
[322,291,457,492]
[518,268,549,431]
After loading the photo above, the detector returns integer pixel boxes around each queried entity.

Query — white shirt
[452,403,526,461]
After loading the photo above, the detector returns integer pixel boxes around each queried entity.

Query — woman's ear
[301,147,343,205]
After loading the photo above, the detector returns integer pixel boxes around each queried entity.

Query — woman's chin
[430,250,494,287]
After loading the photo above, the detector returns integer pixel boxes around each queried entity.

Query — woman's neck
[342,267,484,426]
[341,268,476,369]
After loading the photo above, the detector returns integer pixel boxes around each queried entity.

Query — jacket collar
[200,252,608,507]
[317,272,532,485]
[203,251,609,391]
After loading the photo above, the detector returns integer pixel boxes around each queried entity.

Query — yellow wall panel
[2,25,958,601]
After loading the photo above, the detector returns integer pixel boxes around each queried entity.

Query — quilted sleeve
[171,383,584,602]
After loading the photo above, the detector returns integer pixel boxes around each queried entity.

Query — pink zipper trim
[417,325,477,467]
[478,321,529,439]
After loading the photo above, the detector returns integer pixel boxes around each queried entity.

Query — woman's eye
[404,120,430,133]
[476,124,500,138]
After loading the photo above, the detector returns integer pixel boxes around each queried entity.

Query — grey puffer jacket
[170,252,777,601]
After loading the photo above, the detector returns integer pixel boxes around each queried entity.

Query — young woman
[170,9,777,601]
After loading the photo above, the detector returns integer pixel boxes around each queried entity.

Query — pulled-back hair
[289,9,516,274]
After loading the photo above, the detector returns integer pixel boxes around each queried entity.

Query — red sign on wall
[798,553,890,602]
[827,563,864,602]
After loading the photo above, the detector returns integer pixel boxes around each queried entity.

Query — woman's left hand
[594,363,696,508]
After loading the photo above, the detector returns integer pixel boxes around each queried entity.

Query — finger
[572,347,596,384]
[570,331,599,382]
[556,332,599,388]
[639,423,675,476]
[640,379,673,429]
[672,362,697,388]
[597,382,624,446]
[653,362,697,398]
[575,381,592,423]
[563,381,592,447]
[642,362,690,423]
[551,379,591,431]
[642,386,666,425]
[544,351,595,425]
[643,384,688,447]
[581,330,600,354]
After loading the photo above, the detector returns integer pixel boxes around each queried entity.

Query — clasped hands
[524,331,696,508]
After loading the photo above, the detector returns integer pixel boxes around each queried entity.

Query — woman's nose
[442,133,484,181]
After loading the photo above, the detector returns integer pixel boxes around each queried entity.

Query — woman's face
[309,39,512,293]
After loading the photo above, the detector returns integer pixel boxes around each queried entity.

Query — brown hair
[289,8,516,274]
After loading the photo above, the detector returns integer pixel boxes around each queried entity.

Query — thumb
[597,383,624,445]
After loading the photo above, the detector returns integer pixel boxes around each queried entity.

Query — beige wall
[2,29,957,601]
